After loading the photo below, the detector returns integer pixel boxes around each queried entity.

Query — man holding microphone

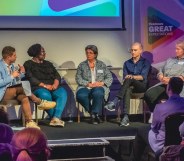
[0,46,56,129]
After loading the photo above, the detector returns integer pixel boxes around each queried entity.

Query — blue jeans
[34,87,67,119]
[76,87,104,114]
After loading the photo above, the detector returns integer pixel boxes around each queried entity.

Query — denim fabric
[76,87,104,114]
[34,87,67,119]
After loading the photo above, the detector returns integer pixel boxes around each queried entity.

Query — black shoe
[95,115,103,124]
[120,115,130,127]
[104,101,116,111]
[90,115,98,125]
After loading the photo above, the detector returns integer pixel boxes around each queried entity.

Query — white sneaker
[37,99,56,110]
[26,120,40,129]
[49,118,65,127]
[148,113,153,124]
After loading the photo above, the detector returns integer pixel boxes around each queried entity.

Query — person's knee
[144,90,152,101]
[123,78,132,85]
[93,91,104,98]
[76,92,88,100]
[93,88,104,97]
[125,87,132,94]
[57,88,67,98]
[38,91,52,100]
[21,96,29,103]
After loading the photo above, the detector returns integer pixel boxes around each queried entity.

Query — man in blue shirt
[105,42,151,126]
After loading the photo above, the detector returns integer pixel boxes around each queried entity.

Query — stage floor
[11,118,150,161]
[11,118,149,140]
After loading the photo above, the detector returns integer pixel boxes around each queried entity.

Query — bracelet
[43,84,47,88]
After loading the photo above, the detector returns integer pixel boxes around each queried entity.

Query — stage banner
[140,0,184,65]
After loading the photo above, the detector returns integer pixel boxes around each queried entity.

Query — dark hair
[0,123,13,143]
[168,77,183,94]
[0,143,13,161]
[27,44,42,57]
[2,46,15,59]
[11,128,50,161]
[85,45,98,58]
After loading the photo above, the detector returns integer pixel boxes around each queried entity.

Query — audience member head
[179,122,184,140]
[85,45,98,59]
[0,143,13,161]
[0,123,14,143]
[2,46,15,59]
[0,106,9,124]
[11,128,50,161]
[27,43,42,57]
[166,77,183,96]
[129,42,143,59]
[175,40,184,58]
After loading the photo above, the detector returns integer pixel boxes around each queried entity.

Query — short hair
[131,42,143,50]
[27,43,42,57]
[2,46,15,59]
[11,128,50,161]
[168,77,183,94]
[85,45,98,58]
[176,40,184,50]
[0,123,14,143]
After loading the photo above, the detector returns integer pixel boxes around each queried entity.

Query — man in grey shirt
[144,40,184,122]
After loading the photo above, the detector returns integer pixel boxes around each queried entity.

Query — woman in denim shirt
[76,45,112,124]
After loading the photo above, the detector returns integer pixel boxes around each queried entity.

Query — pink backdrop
[140,0,184,65]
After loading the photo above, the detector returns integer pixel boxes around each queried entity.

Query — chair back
[165,112,184,146]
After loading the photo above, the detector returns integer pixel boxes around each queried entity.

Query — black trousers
[144,84,168,112]
[116,78,147,114]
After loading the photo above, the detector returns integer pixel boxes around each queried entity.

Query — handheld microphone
[14,66,20,72]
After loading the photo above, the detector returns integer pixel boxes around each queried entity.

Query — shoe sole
[26,125,40,129]
[92,123,98,125]
[120,123,130,127]
[104,106,115,112]
[49,124,64,127]
[38,106,55,110]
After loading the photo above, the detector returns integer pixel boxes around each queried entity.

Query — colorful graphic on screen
[0,0,119,17]
[147,7,184,46]
[140,0,184,64]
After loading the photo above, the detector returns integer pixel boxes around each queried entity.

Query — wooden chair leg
[102,100,106,121]
[42,110,45,120]
[34,102,38,124]
[143,103,146,123]
[21,110,26,127]
[22,115,26,126]
[77,102,80,123]
[117,102,121,122]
